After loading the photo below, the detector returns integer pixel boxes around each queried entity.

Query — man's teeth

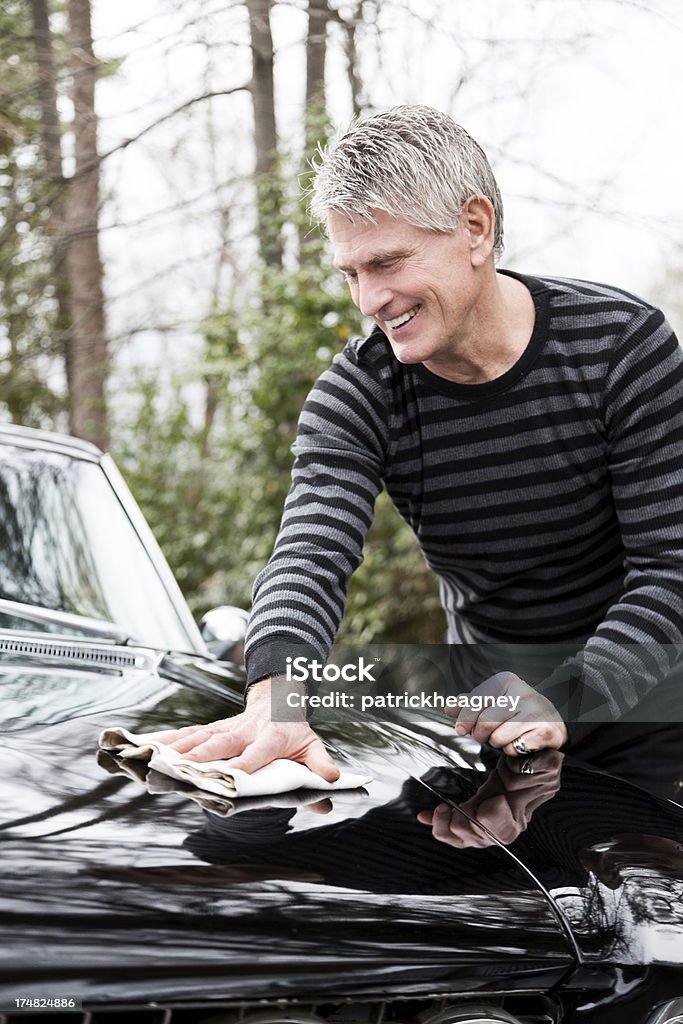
[385,306,419,330]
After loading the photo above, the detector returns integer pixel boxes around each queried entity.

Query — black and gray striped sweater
[245,271,683,723]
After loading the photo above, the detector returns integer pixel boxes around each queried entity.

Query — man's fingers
[453,708,497,739]
[165,721,236,754]
[179,730,246,762]
[158,706,341,780]
[228,734,341,780]
[453,713,479,736]
[491,720,567,755]
[167,728,213,754]
[452,673,521,734]
[302,738,341,782]
[450,674,567,752]
[152,723,211,743]
[490,719,538,752]
[454,712,502,745]
[218,737,274,774]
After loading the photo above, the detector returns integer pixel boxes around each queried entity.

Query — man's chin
[387,342,425,366]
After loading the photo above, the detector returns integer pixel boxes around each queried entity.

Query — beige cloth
[98,726,371,801]
[97,750,369,818]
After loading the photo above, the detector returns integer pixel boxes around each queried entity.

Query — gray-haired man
[164,106,683,799]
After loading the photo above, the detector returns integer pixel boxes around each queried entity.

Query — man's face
[329,208,484,373]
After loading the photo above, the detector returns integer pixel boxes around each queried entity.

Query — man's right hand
[154,678,340,781]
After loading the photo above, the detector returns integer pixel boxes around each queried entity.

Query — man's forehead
[328,207,404,239]
[328,210,420,270]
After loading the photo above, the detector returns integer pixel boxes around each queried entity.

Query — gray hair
[309,104,504,259]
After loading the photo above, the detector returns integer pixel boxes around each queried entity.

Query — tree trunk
[66,0,109,449]
[245,0,283,269]
[341,5,364,118]
[305,0,328,117]
[29,0,73,403]
[298,0,330,261]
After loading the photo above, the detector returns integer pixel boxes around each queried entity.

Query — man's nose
[356,275,393,319]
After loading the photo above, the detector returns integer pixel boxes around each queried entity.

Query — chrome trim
[0,598,129,644]
[645,998,683,1024]
[0,630,156,670]
[206,1014,327,1024]
[419,1007,523,1024]
[0,422,101,460]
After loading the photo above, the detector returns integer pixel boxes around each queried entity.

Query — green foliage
[110,370,251,616]
[222,164,444,642]
[117,161,444,643]
[341,492,446,644]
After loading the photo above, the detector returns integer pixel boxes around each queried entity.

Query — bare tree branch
[70,85,250,181]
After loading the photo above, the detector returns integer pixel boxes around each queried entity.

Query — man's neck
[422,271,535,384]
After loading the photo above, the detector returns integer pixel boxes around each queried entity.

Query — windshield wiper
[0,598,130,645]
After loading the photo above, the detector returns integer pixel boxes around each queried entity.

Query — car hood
[1,646,683,1006]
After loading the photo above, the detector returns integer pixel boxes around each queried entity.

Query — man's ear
[461,195,495,266]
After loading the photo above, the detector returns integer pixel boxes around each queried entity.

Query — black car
[1,423,683,1024]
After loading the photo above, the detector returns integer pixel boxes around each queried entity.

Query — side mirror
[199,605,249,665]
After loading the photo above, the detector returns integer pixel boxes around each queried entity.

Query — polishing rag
[98,727,371,800]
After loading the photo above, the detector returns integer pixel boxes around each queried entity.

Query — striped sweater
[245,271,683,723]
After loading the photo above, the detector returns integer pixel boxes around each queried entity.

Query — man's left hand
[449,672,568,755]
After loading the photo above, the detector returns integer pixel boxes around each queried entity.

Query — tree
[147,0,444,641]
[0,0,64,425]
[64,0,108,449]
[2,0,110,447]
[28,0,71,396]
[246,0,283,269]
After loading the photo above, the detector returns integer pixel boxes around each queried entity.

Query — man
[165,105,683,799]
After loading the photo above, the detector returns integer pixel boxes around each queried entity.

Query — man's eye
[343,271,358,282]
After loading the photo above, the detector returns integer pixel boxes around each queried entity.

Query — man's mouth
[384,305,420,330]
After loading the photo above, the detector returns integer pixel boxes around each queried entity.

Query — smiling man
[167,105,683,799]
[329,207,536,383]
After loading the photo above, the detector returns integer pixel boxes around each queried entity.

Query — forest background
[1,0,682,645]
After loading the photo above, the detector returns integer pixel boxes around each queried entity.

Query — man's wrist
[245,677,272,706]
[245,674,311,724]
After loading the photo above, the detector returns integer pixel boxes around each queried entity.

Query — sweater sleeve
[244,343,390,686]
[540,306,683,728]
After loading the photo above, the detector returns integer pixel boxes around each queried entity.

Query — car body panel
[2,649,683,1017]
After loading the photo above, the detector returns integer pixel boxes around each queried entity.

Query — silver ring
[512,735,530,756]
[520,756,535,775]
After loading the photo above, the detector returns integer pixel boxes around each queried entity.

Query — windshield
[0,443,197,651]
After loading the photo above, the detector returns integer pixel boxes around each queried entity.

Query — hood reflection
[417,751,563,849]
[181,757,564,896]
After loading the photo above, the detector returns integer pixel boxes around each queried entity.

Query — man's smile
[383,304,421,331]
